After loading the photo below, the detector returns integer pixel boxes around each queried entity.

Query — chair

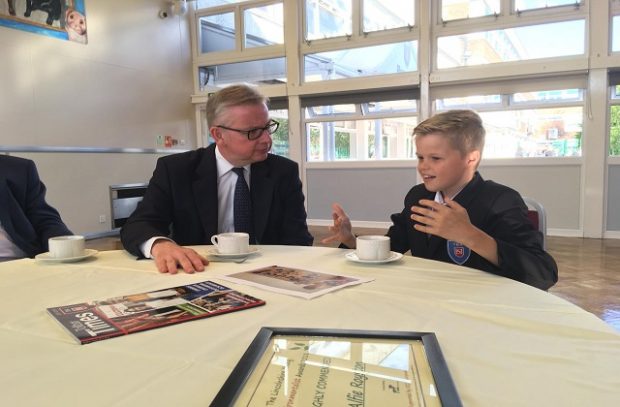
[523,197,547,250]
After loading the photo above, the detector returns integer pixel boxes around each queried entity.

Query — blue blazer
[0,156,72,257]
[120,144,313,257]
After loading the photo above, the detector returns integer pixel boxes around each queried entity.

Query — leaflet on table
[217,265,374,299]
[47,280,265,344]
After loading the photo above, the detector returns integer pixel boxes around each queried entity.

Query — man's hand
[321,203,356,248]
[150,240,209,274]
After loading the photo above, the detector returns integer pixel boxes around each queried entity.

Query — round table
[0,245,618,406]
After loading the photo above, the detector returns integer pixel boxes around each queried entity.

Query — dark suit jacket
[121,145,313,257]
[0,156,72,258]
[388,172,558,290]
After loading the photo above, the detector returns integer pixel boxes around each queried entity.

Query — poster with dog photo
[0,0,87,44]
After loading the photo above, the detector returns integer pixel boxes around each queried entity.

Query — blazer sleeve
[485,190,558,290]
[270,162,313,246]
[120,158,176,257]
[21,160,72,253]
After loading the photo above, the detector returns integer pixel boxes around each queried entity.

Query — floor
[87,228,620,332]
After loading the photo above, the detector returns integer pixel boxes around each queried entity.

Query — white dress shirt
[140,146,251,258]
[0,221,26,259]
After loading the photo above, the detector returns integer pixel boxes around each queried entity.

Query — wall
[0,0,194,234]
[306,163,581,235]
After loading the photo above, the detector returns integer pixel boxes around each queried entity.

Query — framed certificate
[211,327,461,407]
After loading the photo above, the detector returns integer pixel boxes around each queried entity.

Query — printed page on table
[217,265,374,299]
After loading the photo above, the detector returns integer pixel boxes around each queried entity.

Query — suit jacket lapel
[192,146,219,241]
[249,161,273,244]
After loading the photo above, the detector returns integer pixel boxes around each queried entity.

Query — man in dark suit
[0,155,72,259]
[121,84,313,274]
[323,110,557,290]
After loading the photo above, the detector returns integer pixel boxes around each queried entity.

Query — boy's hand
[410,197,474,243]
[411,197,499,266]
[321,203,356,248]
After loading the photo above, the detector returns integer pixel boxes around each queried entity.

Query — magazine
[217,265,374,299]
[47,280,265,344]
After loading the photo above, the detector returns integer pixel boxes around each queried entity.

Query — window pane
[306,117,417,161]
[514,0,580,11]
[613,15,620,53]
[610,106,620,156]
[512,89,583,103]
[200,12,236,53]
[480,107,583,158]
[306,104,357,117]
[363,0,414,32]
[270,109,289,157]
[437,20,585,68]
[197,0,246,7]
[305,0,352,40]
[304,41,417,82]
[441,0,500,21]
[436,95,502,110]
[244,4,284,48]
[198,57,286,90]
[366,100,417,113]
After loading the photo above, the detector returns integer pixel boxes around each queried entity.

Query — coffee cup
[356,235,390,261]
[48,235,86,259]
[210,232,249,255]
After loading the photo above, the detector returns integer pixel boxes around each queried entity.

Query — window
[244,3,284,48]
[304,41,418,82]
[441,0,500,22]
[613,15,620,53]
[437,20,585,69]
[305,0,352,40]
[270,108,290,157]
[514,0,582,12]
[363,0,414,32]
[198,57,287,90]
[435,89,584,158]
[304,94,418,162]
[195,1,285,88]
[609,80,620,156]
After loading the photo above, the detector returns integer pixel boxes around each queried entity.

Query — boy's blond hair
[206,84,269,126]
[413,110,485,156]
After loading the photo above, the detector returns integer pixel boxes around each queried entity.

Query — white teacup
[48,235,86,259]
[356,235,390,261]
[210,232,249,255]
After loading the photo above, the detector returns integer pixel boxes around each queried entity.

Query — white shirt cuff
[141,236,172,258]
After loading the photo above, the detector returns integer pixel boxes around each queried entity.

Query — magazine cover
[47,281,265,344]
[217,265,374,299]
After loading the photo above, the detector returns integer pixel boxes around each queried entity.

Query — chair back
[523,197,547,250]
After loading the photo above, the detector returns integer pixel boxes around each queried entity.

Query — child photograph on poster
[0,0,87,44]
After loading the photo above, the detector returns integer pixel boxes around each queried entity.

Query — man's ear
[210,127,221,142]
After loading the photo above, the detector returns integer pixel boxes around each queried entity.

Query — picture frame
[211,327,462,407]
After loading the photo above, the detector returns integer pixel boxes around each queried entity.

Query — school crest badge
[447,240,470,265]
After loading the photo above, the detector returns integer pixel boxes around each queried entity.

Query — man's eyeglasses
[216,119,280,141]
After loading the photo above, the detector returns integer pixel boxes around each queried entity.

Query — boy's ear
[467,150,481,166]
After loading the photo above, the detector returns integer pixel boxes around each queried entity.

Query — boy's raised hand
[321,203,356,248]
[410,197,474,243]
[410,197,499,265]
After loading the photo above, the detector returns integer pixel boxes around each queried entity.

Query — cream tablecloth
[0,245,618,406]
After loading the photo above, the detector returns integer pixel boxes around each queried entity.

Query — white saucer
[207,247,260,259]
[35,249,99,263]
[345,251,403,264]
